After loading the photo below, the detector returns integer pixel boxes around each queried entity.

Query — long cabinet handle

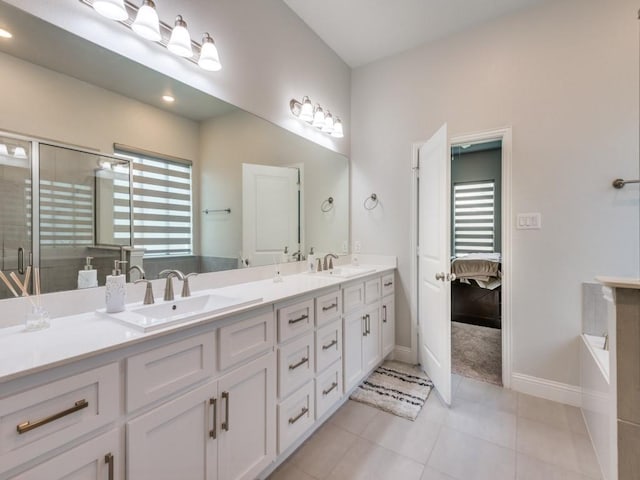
[383,305,387,323]
[288,407,309,425]
[209,398,217,439]
[384,281,393,287]
[288,314,308,325]
[17,399,89,434]
[362,315,367,336]
[289,356,309,371]
[322,382,338,396]
[322,339,338,350]
[322,303,337,312]
[104,453,114,480]
[221,391,230,432]
[366,314,371,334]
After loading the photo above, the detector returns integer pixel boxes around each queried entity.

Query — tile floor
[268,375,602,480]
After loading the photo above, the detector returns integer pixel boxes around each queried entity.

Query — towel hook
[321,197,334,212]
[364,193,379,210]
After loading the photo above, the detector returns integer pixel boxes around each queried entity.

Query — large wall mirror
[0,2,349,298]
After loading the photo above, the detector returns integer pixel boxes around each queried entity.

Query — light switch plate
[516,213,542,230]
[354,241,362,253]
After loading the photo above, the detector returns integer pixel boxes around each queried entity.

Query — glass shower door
[0,135,32,299]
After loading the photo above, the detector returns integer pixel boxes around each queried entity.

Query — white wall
[4,0,351,156]
[199,109,349,259]
[351,0,639,386]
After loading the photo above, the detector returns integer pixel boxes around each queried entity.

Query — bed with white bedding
[451,253,501,328]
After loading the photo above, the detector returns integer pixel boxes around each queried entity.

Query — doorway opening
[450,140,503,386]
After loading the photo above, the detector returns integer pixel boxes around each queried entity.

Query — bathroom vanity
[0,261,395,480]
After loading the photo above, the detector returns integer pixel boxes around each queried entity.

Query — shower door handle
[18,247,25,275]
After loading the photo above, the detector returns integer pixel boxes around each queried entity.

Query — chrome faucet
[128,265,146,281]
[134,279,155,305]
[323,253,338,271]
[159,269,184,301]
[291,250,305,262]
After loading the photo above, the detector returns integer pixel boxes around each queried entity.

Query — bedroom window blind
[453,180,495,255]
[115,148,193,257]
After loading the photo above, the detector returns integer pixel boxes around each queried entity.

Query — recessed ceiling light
[460,144,471,149]
[0,28,13,39]
[162,95,175,103]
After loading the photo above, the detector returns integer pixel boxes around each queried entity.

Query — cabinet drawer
[365,278,381,304]
[0,363,118,475]
[277,381,314,454]
[219,309,275,371]
[315,290,341,327]
[315,361,343,420]
[315,319,342,374]
[381,273,395,296]
[277,298,314,343]
[278,332,315,399]
[342,282,364,313]
[126,331,215,412]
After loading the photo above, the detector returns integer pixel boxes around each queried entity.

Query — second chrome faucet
[159,270,198,301]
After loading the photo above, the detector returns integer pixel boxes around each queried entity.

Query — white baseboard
[511,372,582,407]
[393,345,415,364]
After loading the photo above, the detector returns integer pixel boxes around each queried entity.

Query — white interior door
[418,123,452,405]
[242,164,299,267]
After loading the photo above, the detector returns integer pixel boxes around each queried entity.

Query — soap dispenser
[308,247,316,273]
[105,260,127,313]
[78,256,98,289]
[281,246,289,264]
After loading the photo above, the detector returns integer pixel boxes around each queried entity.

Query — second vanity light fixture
[290,96,344,138]
[87,0,221,71]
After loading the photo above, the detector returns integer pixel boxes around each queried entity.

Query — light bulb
[167,15,193,58]
[331,118,344,138]
[13,146,27,159]
[92,0,128,21]
[299,96,314,122]
[312,105,325,128]
[322,111,334,133]
[132,0,161,41]
[198,33,221,71]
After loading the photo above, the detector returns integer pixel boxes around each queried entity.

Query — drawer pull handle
[322,303,338,312]
[289,356,309,371]
[384,281,393,287]
[383,305,387,323]
[366,314,371,334]
[221,391,230,432]
[16,399,89,434]
[322,382,338,396]
[288,407,309,425]
[105,453,114,480]
[209,398,217,439]
[362,315,367,336]
[288,314,309,325]
[322,339,338,350]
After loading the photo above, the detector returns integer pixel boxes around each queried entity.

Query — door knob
[435,272,445,281]
[446,273,457,281]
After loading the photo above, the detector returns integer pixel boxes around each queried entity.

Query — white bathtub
[580,333,613,479]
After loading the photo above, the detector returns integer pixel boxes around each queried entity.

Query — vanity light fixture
[0,144,8,155]
[92,0,128,21]
[167,15,193,58]
[290,96,344,138]
[13,147,27,159]
[131,0,161,41]
[198,33,221,71]
[81,0,222,72]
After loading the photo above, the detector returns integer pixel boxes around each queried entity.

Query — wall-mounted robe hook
[364,193,379,210]
[321,197,334,212]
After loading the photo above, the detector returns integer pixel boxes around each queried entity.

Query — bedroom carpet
[349,361,433,420]
[452,321,502,386]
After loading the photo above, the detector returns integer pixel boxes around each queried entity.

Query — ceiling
[283,0,549,67]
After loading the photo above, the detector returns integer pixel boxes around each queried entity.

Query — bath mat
[452,321,502,385]
[349,361,433,421]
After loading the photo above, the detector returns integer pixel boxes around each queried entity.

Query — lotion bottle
[105,260,127,313]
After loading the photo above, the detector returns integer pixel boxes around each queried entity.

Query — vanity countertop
[596,276,640,290]
[0,265,394,384]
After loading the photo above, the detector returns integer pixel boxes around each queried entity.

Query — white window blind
[453,181,495,255]
[116,149,193,257]
[39,179,94,247]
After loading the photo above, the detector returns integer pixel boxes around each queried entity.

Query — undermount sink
[313,265,376,279]
[98,290,263,332]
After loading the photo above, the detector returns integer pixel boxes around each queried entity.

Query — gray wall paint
[451,147,502,253]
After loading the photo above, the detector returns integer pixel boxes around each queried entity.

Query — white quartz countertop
[596,276,640,290]
[0,265,393,383]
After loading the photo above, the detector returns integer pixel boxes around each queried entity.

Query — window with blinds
[116,149,193,257]
[453,181,495,255]
[39,179,94,247]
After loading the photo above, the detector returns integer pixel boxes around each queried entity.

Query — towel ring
[321,197,334,212]
[364,193,379,210]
